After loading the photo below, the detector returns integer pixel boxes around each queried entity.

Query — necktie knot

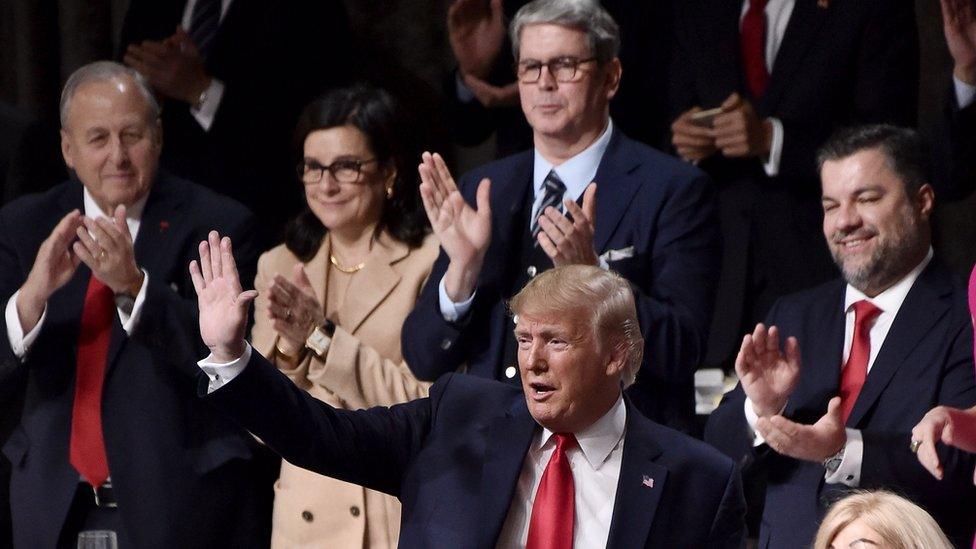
[747,0,768,12]
[553,433,577,453]
[852,300,882,328]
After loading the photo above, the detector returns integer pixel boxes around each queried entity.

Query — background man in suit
[403,0,720,433]
[0,61,269,548]
[194,250,746,548]
[669,0,920,367]
[932,0,976,199]
[705,125,976,548]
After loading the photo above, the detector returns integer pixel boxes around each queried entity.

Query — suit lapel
[340,232,407,334]
[606,400,666,548]
[490,153,534,261]
[785,281,846,421]
[762,0,829,113]
[478,400,536,549]
[591,131,643,253]
[847,264,952,426]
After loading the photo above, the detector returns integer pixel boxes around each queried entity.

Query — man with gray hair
[192,235,746,547]
[404,0,720,434]
[0,61,269,547]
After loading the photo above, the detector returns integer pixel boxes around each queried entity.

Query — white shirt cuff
[762,117,784,177]
[455,72,476,104]
[954,75,976,109]
[118,270,149,333]
[198,342,252,393]
[824,428,862,486]
[744,397,767,447]
[190,78,225,131]
[438,276,475,322]
[5,289,46,360]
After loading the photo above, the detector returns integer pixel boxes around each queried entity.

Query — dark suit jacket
[119,0,353,247]
[206,352,746,548]
[932,85,976,201]
[670,0,919,364]
[0,174,271,548]
[705,260,976,548]
[401,129,721,432]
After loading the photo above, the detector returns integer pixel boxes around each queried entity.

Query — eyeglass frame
[298,158,379,185]
[513,56,600,84]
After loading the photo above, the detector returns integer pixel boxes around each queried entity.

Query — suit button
[527,265,537,277]
[440,338,452,350]
[350,506,361,517]
[301,510,313,522]
[505,366,517,379]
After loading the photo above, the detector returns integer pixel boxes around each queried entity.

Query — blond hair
[508,265,643,387]
[813,491,952,549]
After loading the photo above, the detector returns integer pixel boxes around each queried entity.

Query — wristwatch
[114,273,145,316]
[305,319,336,359]
[823,446,846,476]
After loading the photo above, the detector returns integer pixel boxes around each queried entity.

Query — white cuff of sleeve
[198,342,252,393]
[824,428,863,486]
[954,75,976,109]
[438,276,475,322]
[744,397,766,447]
[190,78,225,131]
[762,118,784,177]
[455,72,476,104]
[5,290,46,360]
[118,270,149,334]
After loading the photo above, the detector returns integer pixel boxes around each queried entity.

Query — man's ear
[604,57,622,101]
[915,183,935,220]
[604,339,628,379]
[60,129,75,170]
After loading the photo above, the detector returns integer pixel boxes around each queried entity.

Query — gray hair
[510,0,620,64]
[509,265,643,388]
[60,61,161,129]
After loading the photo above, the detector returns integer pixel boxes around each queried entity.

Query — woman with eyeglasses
[250,84,437,548]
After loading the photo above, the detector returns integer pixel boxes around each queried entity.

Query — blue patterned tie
[531,170,567,244]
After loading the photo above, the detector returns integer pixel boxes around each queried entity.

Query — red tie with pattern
[741,0,770,100]
[526,433,576,549]
[70,275,114,487]
[839,300,882,424]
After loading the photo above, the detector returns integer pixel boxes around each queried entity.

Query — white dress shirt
[437,120,615,321]
[744,248,934,486]
[180,0,234,131]
[4,189,151,359]
[954,76,976,109]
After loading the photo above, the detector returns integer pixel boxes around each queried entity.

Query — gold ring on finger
[909,439,922,453]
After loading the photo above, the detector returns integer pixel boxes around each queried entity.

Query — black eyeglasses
[514,56,598,83]
[298,158,377,185]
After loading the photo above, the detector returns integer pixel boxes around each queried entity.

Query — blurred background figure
[250,85,437,548]
[812,490,953,549]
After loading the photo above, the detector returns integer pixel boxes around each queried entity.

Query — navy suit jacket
[402,129,721,432]
[205,351,746,547]
[705,261,976,548]
[0,174,271,548]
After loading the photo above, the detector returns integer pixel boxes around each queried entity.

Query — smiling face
[515,309,624,433]
[302,125,393,236]
[517,23,620,150]
[820,148,933,296]
[60,77,161,213]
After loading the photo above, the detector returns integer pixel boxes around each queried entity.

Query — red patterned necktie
[70,275,114,487]
[741,0,770,100]
[839,300,882,424]
[526,433,576,549]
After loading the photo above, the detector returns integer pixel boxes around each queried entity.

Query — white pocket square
[600,246,635,262]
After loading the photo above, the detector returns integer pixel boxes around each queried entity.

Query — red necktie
[741,0,770,100]
[839,300,882,424]
[526,433,576,549]
[70,275,114,487]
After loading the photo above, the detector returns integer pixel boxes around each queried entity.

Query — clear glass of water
[77,530,117,549]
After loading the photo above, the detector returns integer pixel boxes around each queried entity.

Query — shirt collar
[844,247,933,315]
[537,393,626,471]
[532,118,614,203]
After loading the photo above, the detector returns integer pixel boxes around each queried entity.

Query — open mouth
[529,382,556,400]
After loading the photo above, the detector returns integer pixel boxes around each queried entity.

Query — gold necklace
[330,253,365,273]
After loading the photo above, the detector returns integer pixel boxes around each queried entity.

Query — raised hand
[448,0,507,80]
[712,92,772,158]
[735,323,801,418]
[756,396,846,463]
[537,183,598,266]
[189,231,257,363]
[123,27,211,105]
[73,205,143,295]
[418,151,492,302]
[942,0,976,85]
[17,209,84,332]
[461,73,519,108]
[267,264,326,356]
[911,405,976,481]
[671,106,718,162]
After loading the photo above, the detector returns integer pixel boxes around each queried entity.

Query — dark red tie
[526,433,576,549]
[839,300,882,424]
[741,0,770,100]
[70,275,114,487]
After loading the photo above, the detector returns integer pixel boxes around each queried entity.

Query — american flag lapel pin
[642,475,654,489]
[159,220,170,233]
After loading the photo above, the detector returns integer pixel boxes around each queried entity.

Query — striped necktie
[531,170,567,244]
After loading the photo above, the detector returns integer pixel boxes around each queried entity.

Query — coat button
[350,506,361,517]
[301,510,314,522]
[505,366,517,379]
[440,338,452,350]
[527,265,537,277]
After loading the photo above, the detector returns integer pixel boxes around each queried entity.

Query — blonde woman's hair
[508,265,643,388]
[812,490,952,549]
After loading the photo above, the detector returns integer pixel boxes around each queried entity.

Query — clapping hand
[267,264,326,356]
[190,231,256,363]
[735,323,801,418]
[911,405,976,481]
[712,93,772,159]
[448,0,506,81]
[124,26,212,105]
[17,210,84,333]
[942,0,976,85]
[756,396,846,463]
[73,205,143,295]
[537,183,599,266]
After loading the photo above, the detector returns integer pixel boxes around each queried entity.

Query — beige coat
[251,231,438,549]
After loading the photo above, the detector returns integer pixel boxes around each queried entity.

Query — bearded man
[704,124,976,548]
